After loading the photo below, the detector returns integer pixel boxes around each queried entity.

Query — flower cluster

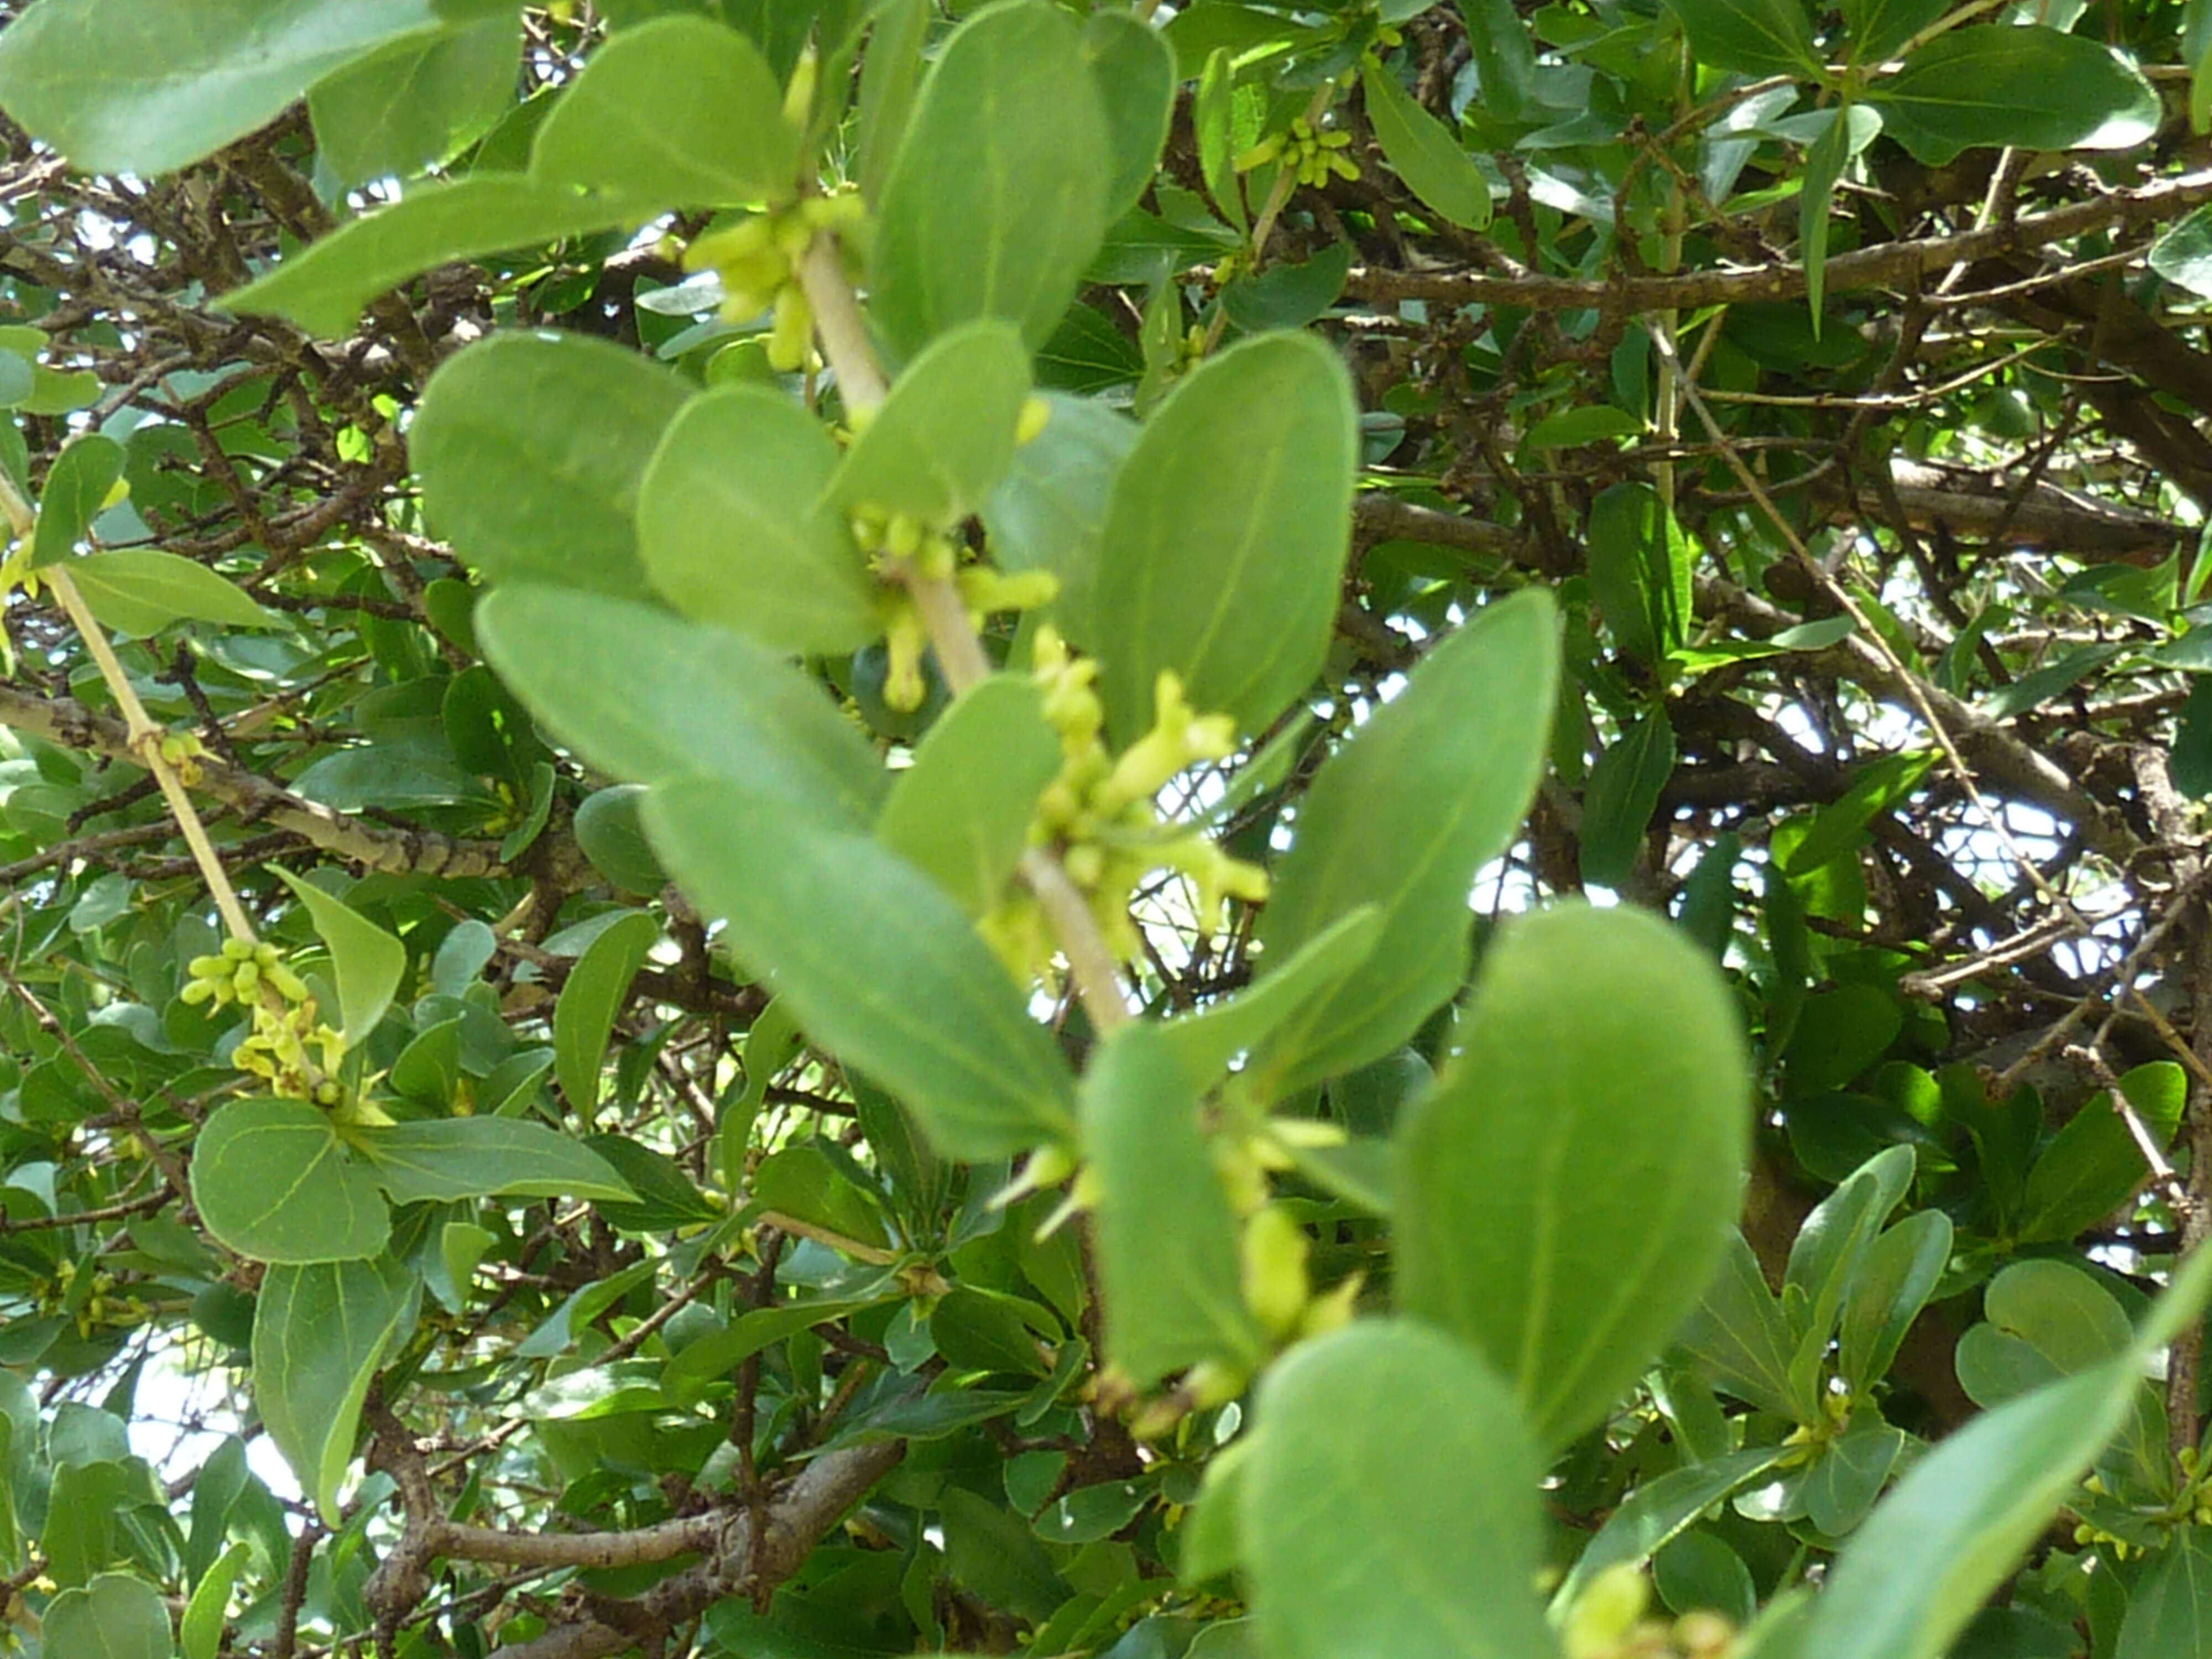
[682,191,864,373]
[184,937,344,1103]
[980,628,1268,980]
[1236,116,1359,189]
[852,506,1059,712]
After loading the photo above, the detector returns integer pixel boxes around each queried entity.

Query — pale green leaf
[189,1098,389,1265]
[1091,331,1357,744]
[271,868,405,1050]
[1242,1321,1553,1659]
[182,1541,251,1659]
[644,775,1077,1157]
[1159,908,1383,1089]
[980,393,1137,646]
[552,910,660,1114]
[41,1573,174,1659]
[1398,902,1752,1448]
[1253,591,1559,1097]
[66,550,275,637]
[2117,1527,2212,1659]
[1086,12,1176,220]
[825,320,1032,526]
[876,675,1061,916]
[349,1117,636,1205]
[252,1253,415,1524]
[1361,63,1491,229]
[307,14,519,186]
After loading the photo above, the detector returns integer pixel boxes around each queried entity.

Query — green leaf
[1787,749,1937,875]
[1836,1208,1953,1394]
[1242,1321,1553,1659]
[1219,244,1353,335]
[182,1539,251,1659]
[1159,908,1383,1088]
[1783,1144,1914,1389]
[0,0,443,175]
[574,784,669,896]
[2116,1527,2212,1659]
[2015,1061,2184,1243]
[1555,1446,1792,1610]
[31,434,125,568]
[1800,1246,2212,1659]
[1956,1259,2132,1407]
[1525,405,1643,451]
[190,1098,389,1265]
[474,586,885,821]
[413,331,692,598]
[1663,0,1819,76]
[645,775,1077,1157]
[826,321,1032,525]
[1843,0,1949,66]
[553,910,660,1114]
[2152,207,2212,302]
[40,1573,174,1659]
[875,675,1062,916]
[1086,12,1176,219]
[65,550,275,637]
[1253,591,1559,1096]
[224,175,637,336]
[307,14,518,186]
[1092,331,1357,744]
[637,384,878,654]
[1799,105,1852,330]
[1867,26,2159,166]
[980,392,1137,645]
[1580,709,1676,889]
[349,1117,636,1205]
[1586,482,1688,665]
[270,869,405,1050]
[855,0,928,205]
[1361,62,1491,229]
[1082,1022,1263,1389]
[1803,1417,1907,1537]
[253,1253,415,1524]
[528,15,798,207]
[1398,902,1752,1448]
[871,0,1114,359]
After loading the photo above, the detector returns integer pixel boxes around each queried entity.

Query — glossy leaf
[271,869,404,1050]
[1555,1446,1791,1610]
[529,16,798,207]
[475,586,885,821]
[0,0,442,174]
[875,675,1061,916]
[190,1098,389,1265]
[1398,902,1751,1448]
[1361,62,1491,229]
[2015,1061,2184,1243]
[350,1117,635,1204]
[1665,0,1819,76]
[40,1572,174,1659]
[1844,0,1949,65]
[1869,27,2159,166]
[554,910,660,1114]
[1091,332,1357,743]
[1253,591,1559,1096]
[31,433,124,568]
[66,550,275,636]
[253,1253,415,1523]
[645,775,1077,1157]
[1241,1321,1553,1659]
[638,384,878,653]
[413,331,691,598]
[872,2,1112,359]
[825,320,1031,526]
[1082,1022,1263,1389]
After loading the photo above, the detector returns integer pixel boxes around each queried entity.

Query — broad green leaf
[1664,0,1819,76]
[1398,902,1751,1448]
[31,434,125,568]
[875,675,1061,916]
[856,0,928,205]
[0,0,442,175]
[645,775,1077,1157]
[1836,1208,1953,1394]
[1361,63,1491,229]
[1844,0,1949,65]
[1086,12,1176,218]
[825,321,1031,526]
[1803,1416,1908,1536]
[1580,709,1676,889]
[307,14,518,186]
[1679,1236,1807,1419]
[1242,1321,1552,1659]
[528,16,797,206]
[1787,749,1937,875]
[2116,1527,2212,1659]
[2015,1062,2184,1243]
[40,1573,174,1659]
[1253,591,1558,1096]
[553,911,660,1114]
[1783,1145,1914,1384]
[1585,482,1687,666]
[475,586,884,821]
[224,175,637,336]
[871,0,1114,358]
[1956,1259,2132,1408]
[2153,207,2212,301]
[663,1297,888,1391]
[1554,1446,1791,1610]
[65,550,275,637]
[182,1540,251,1659]
[1082,1022,1264,1389]
[1801,1245,2212,1659]
[1092,332,1357,744]
[271,869,405,1050]
[253,1253,415,1523]
[980,393,1138,646]
[638,384,878,654]
[1159,908,1383,1088]
[190,1098,389,1265]
[575,784,669,895]
[413,331,691,598]
[1868,27,2159,166]
[1196,49,1250,233]
[349,1117,635,1205]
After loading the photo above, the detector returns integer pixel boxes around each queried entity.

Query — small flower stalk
[684,192,865,373]
[184,937,346,1105]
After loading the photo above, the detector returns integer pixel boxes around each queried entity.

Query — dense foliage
[6,0,2212,1655]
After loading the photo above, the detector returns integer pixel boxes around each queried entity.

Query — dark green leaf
[253,1253,415,1522]
[554,911,659,1113]
[2016,1062,2184,1243]
[1580,709,1676,889]
[31,434,124,569]
[1086,12,1176,220]
[40,1573,174,1659]
[1555,1446,1791,1609]
[1869,27,2159,166]
[350,1117,635,1205]
[1664,0,1819,76]
[2116,1526,2212,1659]
[1362,63,1491,229]
[308,14,518,185]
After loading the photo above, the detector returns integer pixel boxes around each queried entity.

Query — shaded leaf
[253,1253,415,1523]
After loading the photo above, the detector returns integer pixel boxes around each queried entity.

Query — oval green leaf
[1361,63,1491,229]
[252,1253,415,1524]
[270,868,405,1051]
[190,1097,389,1265]
[1663,0,1820,76]
[41,1572,175,1659]
[1868,26,2159,166]
[349,1115,637,1205]
[66,550,275,637]
[876,675,1062,916]
[825,320,1032,526]
[553,910,660,1114]
[32,432,124,568]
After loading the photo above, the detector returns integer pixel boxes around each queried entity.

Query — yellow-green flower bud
[1015,395,1052,446]
[1241,1207,1311,1337]
[766,283,813,373]
[1562,1564,1650,1659]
